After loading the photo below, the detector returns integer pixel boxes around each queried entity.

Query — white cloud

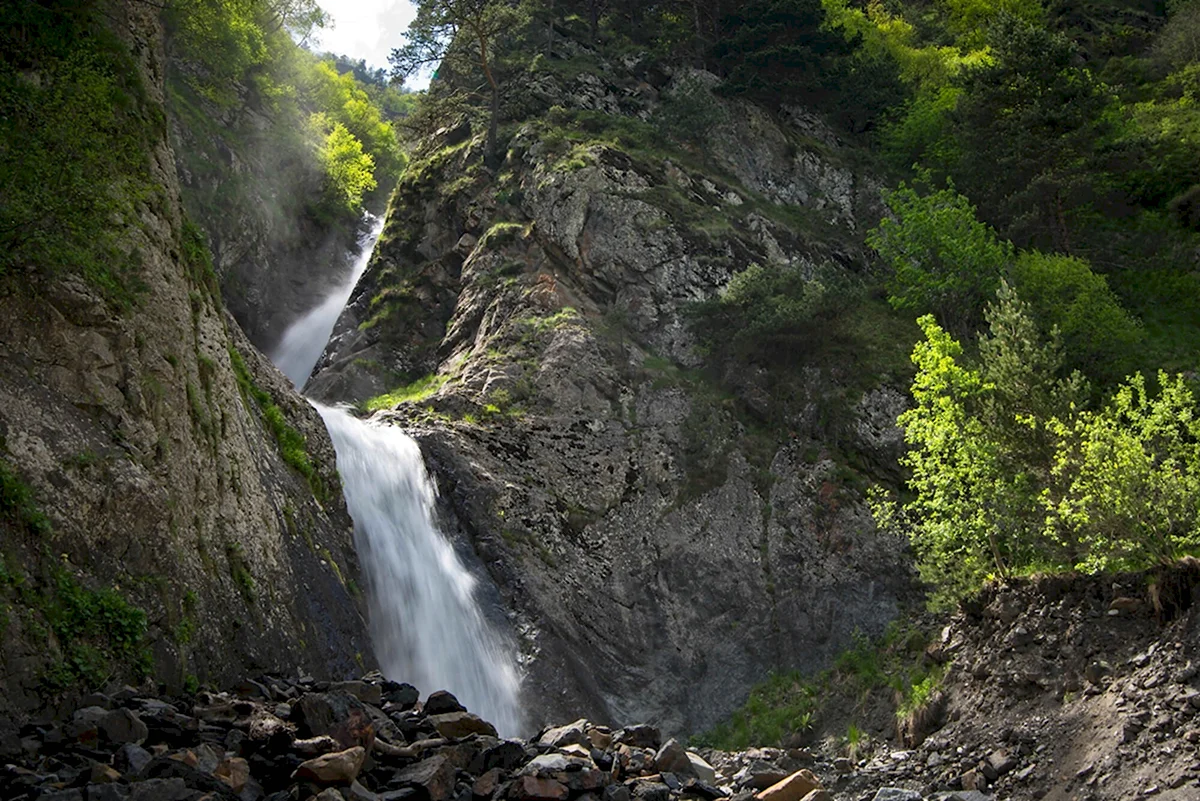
[314,0,431,89]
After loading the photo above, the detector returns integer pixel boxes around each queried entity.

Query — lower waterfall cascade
[270,221,524,736]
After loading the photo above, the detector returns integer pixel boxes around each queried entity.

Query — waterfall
[316,404,523,735]
[273,216,384,388]
[270,217,523,735]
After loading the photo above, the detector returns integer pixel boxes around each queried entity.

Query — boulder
[429,712,499,739]
[654,739,693,776]
[295,692,376,750]
[393,753,457,801]
[754,770,822,801]
[425,691,467,716]
[872,791,922,801]
[686,753,717,785]
[331,681,384,707]
[615,725,661,750]
[510,776,569,801]
[100,709,148,745]
[294,746,367,785]
[537,720,588,749]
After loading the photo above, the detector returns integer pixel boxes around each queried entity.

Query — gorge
[4,1,1200,799]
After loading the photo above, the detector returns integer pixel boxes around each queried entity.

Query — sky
[314,0,431,89]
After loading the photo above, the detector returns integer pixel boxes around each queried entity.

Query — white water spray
[271,217,523,734]
[273,216,384,388]
[315,404,523,735]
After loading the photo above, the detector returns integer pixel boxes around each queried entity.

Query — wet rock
[385,683,421,710]
[294,745,367,786]
[424,691,467,716]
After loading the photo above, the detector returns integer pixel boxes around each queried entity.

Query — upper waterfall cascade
[271,219,523,735]
[273,216,384,388]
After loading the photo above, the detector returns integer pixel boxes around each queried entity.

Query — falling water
[271,217,523,735]
[273,216,384,388]
[315,404,523,734]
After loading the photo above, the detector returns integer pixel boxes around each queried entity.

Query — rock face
[164,43,382,358]
[0,0,371,718]
[308,56,912,733]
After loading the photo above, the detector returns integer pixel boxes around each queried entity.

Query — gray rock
[872,791,922,801]
[536,719,588,748]
[654,739,693,776]
[100,709,148,745]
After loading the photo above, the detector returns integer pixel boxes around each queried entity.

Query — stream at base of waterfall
[271,217,524,736]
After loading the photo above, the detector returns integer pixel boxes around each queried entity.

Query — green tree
[390,0,519,166]
[316,122,377,212]
[868,181,1013,334]
[953,14,1114,251]
[1046,372,1200,573]
[1011,250,1143,385]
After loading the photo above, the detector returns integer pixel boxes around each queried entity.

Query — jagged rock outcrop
[0,1,372,719]
[309,56,913,733]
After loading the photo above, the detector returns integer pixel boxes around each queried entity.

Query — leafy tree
[953,14,1115,251]
[390,0,519,166]
[1046,372,1200,573]
[867,181,1012,334]
[1011,250,1143,385]
[316,122,377,212]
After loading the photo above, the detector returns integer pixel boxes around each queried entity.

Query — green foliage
[362,373,450,412]
[1011,250,1143,385]
[225,542,256,604]
[868,182,1013,334]
[1,459,52,537]
[228,347,326,499]
[0,0,155,307]
[316,122,378,212]
[1046,372,1200,573]
[889,288,1200,606]
[696,671,818,750]
[688,263,869,365]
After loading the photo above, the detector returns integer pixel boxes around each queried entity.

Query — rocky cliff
[0,0,372,718]
[308,53,917,734]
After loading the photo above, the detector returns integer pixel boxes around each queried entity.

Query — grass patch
[228,347,327,500]
[362,373,450,412]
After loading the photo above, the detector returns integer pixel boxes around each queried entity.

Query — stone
[474,768,505,798]
[798,793,831,801]
[686,753,716,785]
[100,709,148,745]
[294,746,367,786]
[509,777,569,801]
[872,791,922,801]
[316,790,344,801]
[393,753,456,801]
[986,749,1017,776]
[295,735,341,756]
[633,782,671,801]
[114,743,153,776]
[429,712,498,740]
[215,756,251,792]
[128,779,197,801]
[384,683,421,709]
[832,758,852,774]
[425,691,467,716]
[295,693,376,750]
[521,754,574,775]
[588,729,613,750]
[615,725,661,750]
[89,762,123,783]
[348,780,381,801]
[537,720,589,749]
[602,786,631,801]
[654,739,693,777]
[478,741,529,773]
[330,681,384,707]
[754,770,822,801]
